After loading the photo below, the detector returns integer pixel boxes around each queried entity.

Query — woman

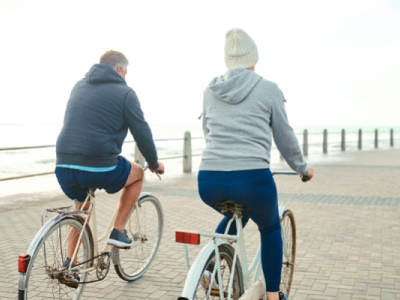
[198,28,314,300]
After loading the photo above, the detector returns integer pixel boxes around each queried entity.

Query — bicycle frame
[63,190,150,275]
[179,203,289,300]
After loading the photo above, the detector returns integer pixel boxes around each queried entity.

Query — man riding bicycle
[55,50,164,277]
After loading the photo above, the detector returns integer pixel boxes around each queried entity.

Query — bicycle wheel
[280,210,296,296]
[114,195,163,281]
[191,244,244,300]
[19,217,93,300]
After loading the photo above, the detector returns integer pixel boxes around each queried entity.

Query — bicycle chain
[65,252,112,285]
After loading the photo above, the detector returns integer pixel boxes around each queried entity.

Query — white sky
[0,0,399,127]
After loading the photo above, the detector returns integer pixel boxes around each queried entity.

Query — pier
[1,149,400,299]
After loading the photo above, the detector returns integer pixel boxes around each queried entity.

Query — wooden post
[183,131,192,173]
[134,144,145,167]
[323,129,328,154]
[390,129,394,147]
[375,129,378,148]
[358,129,362,150]
[303,129,308,156]
[341,129,346,151]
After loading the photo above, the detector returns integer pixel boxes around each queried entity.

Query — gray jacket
[200,68,308,175]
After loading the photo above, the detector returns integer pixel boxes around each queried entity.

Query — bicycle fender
[139,192,152,199]
[18,215,63,291]
[180,240,233,300]
[279,203,286,219]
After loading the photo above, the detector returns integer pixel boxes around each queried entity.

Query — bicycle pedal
[64,279,79,289]
[210,290,228,297]
[116,246,131,250]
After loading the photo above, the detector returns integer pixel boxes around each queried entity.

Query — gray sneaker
[107,228,132,248]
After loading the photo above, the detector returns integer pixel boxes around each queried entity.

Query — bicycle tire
[18,217,93,300]
[280,210,296,296]
[114,194,163,281]
[189,244,244,300]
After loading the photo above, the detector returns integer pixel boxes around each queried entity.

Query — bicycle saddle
[75,186,98,192]
[215,200,252,212]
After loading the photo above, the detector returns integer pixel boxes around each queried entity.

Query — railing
[300,128,396,154]
[0,132,203,182]
[0,128,397,182]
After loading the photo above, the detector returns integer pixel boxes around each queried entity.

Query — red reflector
[18,254,30,273]
[176,231,200,245]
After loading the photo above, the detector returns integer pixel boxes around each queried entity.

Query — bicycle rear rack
[40,191,94,226]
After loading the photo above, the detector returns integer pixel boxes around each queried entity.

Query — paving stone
[1,149,400,299]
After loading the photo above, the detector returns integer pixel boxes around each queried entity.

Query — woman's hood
[208,68,262,104]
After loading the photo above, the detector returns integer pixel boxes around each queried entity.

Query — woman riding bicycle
[198,28,314,300]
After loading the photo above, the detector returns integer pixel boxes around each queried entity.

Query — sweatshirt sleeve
[270,87,308,175]
[124,90,159,170]
[202,111,209,138]
[202,96,210,139]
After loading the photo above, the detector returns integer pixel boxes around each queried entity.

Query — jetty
[1,149,400,299]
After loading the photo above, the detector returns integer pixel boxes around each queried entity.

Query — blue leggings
[198,169,282,292]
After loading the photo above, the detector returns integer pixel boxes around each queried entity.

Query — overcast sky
[0,0,399,127]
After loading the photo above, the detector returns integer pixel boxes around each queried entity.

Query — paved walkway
[1,149,400,299]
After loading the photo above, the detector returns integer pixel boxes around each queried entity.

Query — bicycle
[17,168,164,300]
[176,172,307,300]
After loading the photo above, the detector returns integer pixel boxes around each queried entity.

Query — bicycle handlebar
[272,171,309,183]
[143,165,162,180]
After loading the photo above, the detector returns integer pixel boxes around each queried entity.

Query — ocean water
[0,123,399,199]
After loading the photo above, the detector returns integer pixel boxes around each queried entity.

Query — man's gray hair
[99,50,129,72]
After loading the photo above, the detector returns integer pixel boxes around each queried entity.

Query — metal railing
[0,128,397,182]
[0,132,203,182]
[300,128,396,154]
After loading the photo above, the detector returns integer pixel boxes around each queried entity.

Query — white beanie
[224,28,259,69]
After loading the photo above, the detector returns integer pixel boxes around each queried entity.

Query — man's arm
[123,90,159,170]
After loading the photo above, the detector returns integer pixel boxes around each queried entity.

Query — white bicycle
[177,172,306,300]
[18,169,163,300]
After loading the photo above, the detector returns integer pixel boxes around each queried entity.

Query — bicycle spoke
[280,210,296,296]
[193,245,243,299]
[21,218,91,299]
[115,196,163,281]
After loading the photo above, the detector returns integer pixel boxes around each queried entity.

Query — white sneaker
[201,270,219,290]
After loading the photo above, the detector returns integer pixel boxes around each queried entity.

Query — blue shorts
[55,156,131,202]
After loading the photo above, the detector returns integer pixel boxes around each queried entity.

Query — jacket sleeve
[124,90,159,170]
[270,86,308,175]
[202,90,210,139]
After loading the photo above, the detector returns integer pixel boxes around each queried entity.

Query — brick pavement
[0,149,400,299]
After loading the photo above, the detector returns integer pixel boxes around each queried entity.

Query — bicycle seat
[215,200,251,213]
[75,187,97,198]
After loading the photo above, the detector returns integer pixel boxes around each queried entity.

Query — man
[55,50,164,253]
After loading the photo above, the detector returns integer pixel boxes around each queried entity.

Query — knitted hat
[224,28,258,69]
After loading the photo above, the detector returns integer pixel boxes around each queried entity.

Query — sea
[0,123,399,200]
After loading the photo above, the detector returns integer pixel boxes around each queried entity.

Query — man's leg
[113,161,144,232]
[67,200,91,265]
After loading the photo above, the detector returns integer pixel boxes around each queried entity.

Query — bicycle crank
[95,252,111,280]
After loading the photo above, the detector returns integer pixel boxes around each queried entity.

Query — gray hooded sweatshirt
[200,68,308,175]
